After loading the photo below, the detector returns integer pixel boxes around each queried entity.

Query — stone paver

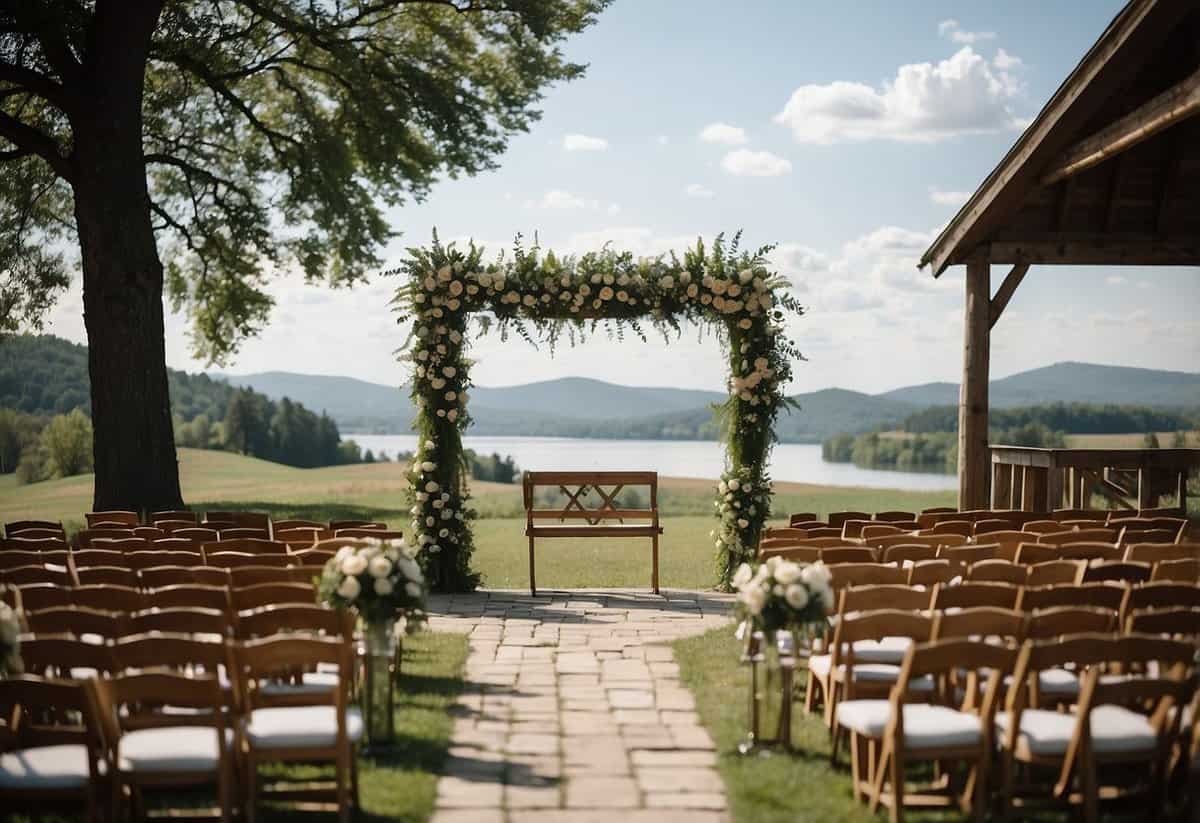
[427,589,733,822]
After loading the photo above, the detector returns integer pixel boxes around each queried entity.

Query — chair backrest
[1150,557,1199,583]
[125,549,205,570]
[274,527,333,548]
[231,582,315,612]
[89,537,150,552]
[976,530,1026,558]
[1038,528,1118,546]
[15,583,73,611]
[132,527,166,541]
[827,562,907,588]
[0,676,102,757]
[865,534,952,551]
[5,520,64,536]
[3,528,64,541]
[145,584,231,612]
[1050,508,1107,522]
[1125,607,1200,638]
[86,511,139,527]
[787,512,819,527]
[860,524,910,541]
[1021,520,1061,535]
[205,550,289,569]
[896,639,1015,717]
[1121,528,1180,546]
[288,548,336,568]
[768,536,851,549]
[138,565,229,588]
[72,583,146,612]
[75,565,140,588]
[1054,541,1121,562]
[69,548,128,568]
[234,603,351,639]
[1,536,69,552]
[874,510,916,523]
[932,581,1020,610]
[1018,583,1126,612]
[75,528,135,548]
[212,538,284,555]
[110,633,230,679]
[1025,560,1083,586]
[881,544,939,564]
[128,606,229,637]
[788,520,828,531]
[827,511,870,529]
[932,606,1025,643]
[915,531,970,547]
[229,565,295,587]
[839,519,876,539]
[1124,582,1200,613]
[93,671,228,748]
[924,519,972,537]
[154,520,199,534]
[149,537,202,551]
[1024,606,1115,639]
[218,527,272,540]
[0,564,72,587]
[328,520,387,532]
[172,527,219,543]
[1013,542,1058,565]
[336,528,407,539]
[151,510,198,524]
[1124,543,1198,564]
[820,546,877,565]
[831,610,936,697]
[273,519,323,531]
[232,635,350,712]
[0,550,58,570]
[1082,561,1152,584]
[939,543,999,565]
[906,559,961,587]
[26,605,127,639]
[973,519,1016,536]
[18,635,116,678]
[967,559,1027,585]
[757,545,821,564]
[837,584,932,615]
[762,527,810,541]
[206,510,271,529]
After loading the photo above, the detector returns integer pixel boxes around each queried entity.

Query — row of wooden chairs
[3,579,318,619]
[3,514,391,541]
[770,518,1187,549]
[787,506,1191,538]
[4,630,360,822]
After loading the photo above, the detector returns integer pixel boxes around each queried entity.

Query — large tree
[0,0,603,510]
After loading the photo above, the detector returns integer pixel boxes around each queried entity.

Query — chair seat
[119,727,232,773]
[995,705,1156,757]
[260,671,339,697]
[809,655,934,690]
[836,700,983,749]
[850,637,911,664]
[0,744,94,790]
[244,705,364,749]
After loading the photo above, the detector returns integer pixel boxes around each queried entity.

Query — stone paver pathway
[425,589,734,823]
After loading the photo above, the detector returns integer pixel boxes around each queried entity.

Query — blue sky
[46,0,1200,394]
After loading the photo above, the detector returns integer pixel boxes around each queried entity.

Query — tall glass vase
[362,617,395,748]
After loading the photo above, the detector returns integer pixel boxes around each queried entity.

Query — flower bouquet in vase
[732,557,833,751]
[318,538,426,747]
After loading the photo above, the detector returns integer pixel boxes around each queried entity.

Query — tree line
[901,402,1198,435]
[823,424,1069,473]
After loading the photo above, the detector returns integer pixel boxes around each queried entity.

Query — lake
[345,434,958,491]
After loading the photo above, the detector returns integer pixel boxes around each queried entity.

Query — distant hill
[881,362,1200,409]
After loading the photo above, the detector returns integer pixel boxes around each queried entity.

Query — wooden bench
[523,471,663,596]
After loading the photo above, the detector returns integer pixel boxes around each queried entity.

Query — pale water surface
[346,435,957,491]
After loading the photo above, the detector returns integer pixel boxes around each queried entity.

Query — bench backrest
[523,471,659,525]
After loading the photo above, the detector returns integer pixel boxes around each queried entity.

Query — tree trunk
[72,0,181,513]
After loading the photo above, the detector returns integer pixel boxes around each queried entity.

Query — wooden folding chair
[1025,560,1084,587]
[1125,607,1200,638]
[70,584,145,613]
[789,519,828,530]
[138,565,230,589]
[274,528,333,549]
[1125,543,1199,564]
[1017,583,1126,613]
[75,565,140,588]
[0,550,61,570]
[821,547,878,565]
[939,543,999,565]
[15,583,73,612]
[1081,561,1151,584]
[288,548,336,568]
[1121,582,1200,618]
[128,606,230,638]
[828,563,908,589]
[26,606,127,641]
[926,520,972,538]
[211,537,286,555]
[86,511,139,528]
[273,519,324,531]
[231,636,360,823]
[1120,528,1180,546]
[828,511,871,529]
[840,519,877,540]
[18,635,116,680]
[973,518,1017,536]
[861,524,911,541]
[906,560,961,587]
[881,544,938,565]
[867,534,952,552]
[231,582,315,612]
[1013,542,1058,565]
[788,512,819,527]
[132,527,166,541]
[933,606,1024,644]
[838,639,1013,821]
[2,528,65,542]
[4,519,64,537]
[235,604,356,697]
[1054,542,1121,562]
[0,676,108,822]
[0,564,73,587]
[91,670,235,822]
[933,582,1020,610]
[154,521,199,535]
[1,536,68,551]
[1022,520,1061,535]
[874,510,916,523]
[997,635,1195,821]
[967,560,1027,585]
[69,548,128,569]
[762,527,810,541]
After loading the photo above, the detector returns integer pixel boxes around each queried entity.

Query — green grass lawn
[1,630,468,823]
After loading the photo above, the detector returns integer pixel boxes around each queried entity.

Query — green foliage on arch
[390,233,804,592]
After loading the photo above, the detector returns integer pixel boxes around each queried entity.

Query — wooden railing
[989,446,1199,513]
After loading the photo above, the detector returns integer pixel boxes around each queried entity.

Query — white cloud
[1105,275,1128,286]
[698,122,748,145]
[606,203,622,216]
[993,48,1022,70]
[655,135,669,145]
[562,133,608,152]
[559,226,701,258]
[938,19,996,44]
[526,189,621,214]
[774,47,1024,143]
[929,189,971,206]
[684,183,715,199]
[720,149,792,177]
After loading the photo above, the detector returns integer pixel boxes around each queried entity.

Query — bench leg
[651,533,660,595]
[528,535,537,596]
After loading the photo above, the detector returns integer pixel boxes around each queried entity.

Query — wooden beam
[1103,153,1129,233]
[1054,176,1076,231]
[958,261,991,511]
[1154,128,1182,235]
[988,263,1029,329]
[981,235,1200,266]
[1041,65,1200,185]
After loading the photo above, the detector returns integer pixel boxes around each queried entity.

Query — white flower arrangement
[713,466,772,570]
[389,232,804,591]
[0,601,22,677]
[317,538,427,629]
[732,557,833,641]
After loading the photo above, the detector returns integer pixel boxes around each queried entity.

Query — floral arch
[390,233,804,592]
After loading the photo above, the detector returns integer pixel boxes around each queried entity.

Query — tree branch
[0,59,72,110]
[0,110,72,180]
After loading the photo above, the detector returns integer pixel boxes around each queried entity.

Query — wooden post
[958,261,991,511]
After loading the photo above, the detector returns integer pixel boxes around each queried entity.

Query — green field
[0,448,957,590]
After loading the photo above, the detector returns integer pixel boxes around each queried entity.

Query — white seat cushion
[0,744,93,789]
[119,727,232,773]
[809,655,934,691]
[260,671,339,697]
[836,700,983,748]
[995,705,1156,757]
[244,706,363,749]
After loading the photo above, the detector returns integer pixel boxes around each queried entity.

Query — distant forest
[900,403,1197,435]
